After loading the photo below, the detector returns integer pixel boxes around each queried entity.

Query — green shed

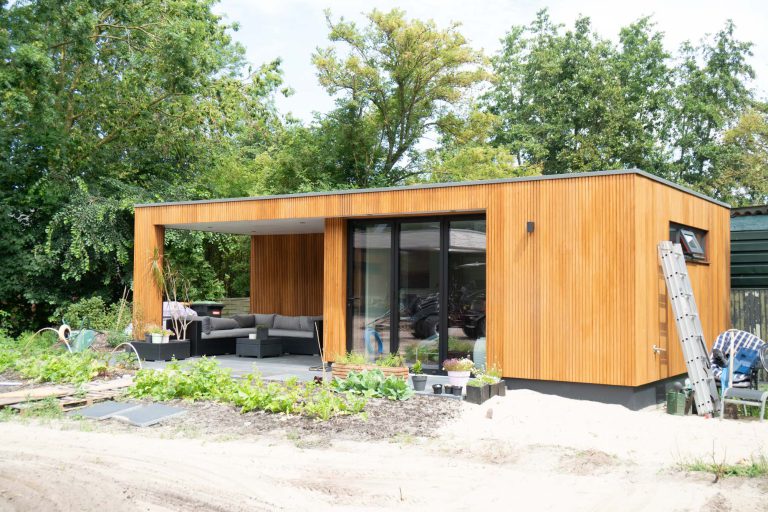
[731,205,768,338]
[731,205,768,289]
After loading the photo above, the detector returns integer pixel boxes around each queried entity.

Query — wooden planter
[331,363,409,381]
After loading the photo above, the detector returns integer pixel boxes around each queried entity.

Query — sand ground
[0,390,766,511]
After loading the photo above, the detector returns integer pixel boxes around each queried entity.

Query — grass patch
[679,455,768,480]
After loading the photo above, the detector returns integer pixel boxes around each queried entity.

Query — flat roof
[732,204,768,217]
[135,168,730,209]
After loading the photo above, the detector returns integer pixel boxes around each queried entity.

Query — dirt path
[0,391,766,511]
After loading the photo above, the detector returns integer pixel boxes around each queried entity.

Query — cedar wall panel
[322,219,347,361]
[132,209,164,334]
[250,234,323,316]
[633,175,730,385]
[133,172,729,386]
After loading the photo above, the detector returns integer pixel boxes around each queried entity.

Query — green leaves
[486,9,757,200]
[312,9,489,187]
[129,359,369,420]
[331,370,414,401]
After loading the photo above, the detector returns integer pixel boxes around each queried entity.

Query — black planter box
[465,384,490,405]
[130,340,190,362]
[496,380,507,397]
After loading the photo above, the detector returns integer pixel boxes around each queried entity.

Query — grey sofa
[172,313,322,357]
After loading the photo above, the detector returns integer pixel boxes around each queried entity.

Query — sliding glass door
[398,221,441,369]
[347,215,486,370]
[348,222,392,359]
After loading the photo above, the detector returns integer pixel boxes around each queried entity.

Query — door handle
[652,344,666,354]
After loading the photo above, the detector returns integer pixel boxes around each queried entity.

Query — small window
[670,223,707,262]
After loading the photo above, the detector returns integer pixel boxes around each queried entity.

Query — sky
[215,0,768,122]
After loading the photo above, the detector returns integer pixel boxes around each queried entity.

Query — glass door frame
[346,213,486,371]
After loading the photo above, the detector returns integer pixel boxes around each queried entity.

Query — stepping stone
[69,401,140,420]
[110,404,186,427]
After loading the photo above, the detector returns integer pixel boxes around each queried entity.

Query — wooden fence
[220,297,250,316]
[731,288,768,339]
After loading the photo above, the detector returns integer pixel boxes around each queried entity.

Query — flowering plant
[442,357,474,372]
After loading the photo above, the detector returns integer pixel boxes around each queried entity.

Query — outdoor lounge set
[165,313,323,358]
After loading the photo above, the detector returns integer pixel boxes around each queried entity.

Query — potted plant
[146,324,163,344]
[442,357,474,388]
[161,328,172,343]
[410,360,428,391]
[465,378,490,404]
[332,351,409,380]
[476,366,503,397]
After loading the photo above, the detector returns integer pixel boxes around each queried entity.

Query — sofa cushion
[200,316,212,335]
[210,317,239,332]
[298,316,322,331]
[273,315,301,330]
[202,328,255,340]
[268,328,314,339]
[254,313,276,328]
[233,314,255,328]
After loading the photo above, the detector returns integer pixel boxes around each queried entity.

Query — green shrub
[52,297,132,332]
[17,351,109,384]
[331,369,414,401]
[130,359,368,420]
[130,358,232,401]
[336,352,369,365]
[375,352,404,367]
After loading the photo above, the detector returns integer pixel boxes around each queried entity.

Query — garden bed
[76,394,462,442]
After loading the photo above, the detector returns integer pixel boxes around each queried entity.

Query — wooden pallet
[11,388,125,413]
[0,376,133,408]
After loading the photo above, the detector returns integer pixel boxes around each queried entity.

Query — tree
[667,21,755,194]
[486,10,757,202]
[713,106,768,206]
[311,9,489,187]
[0,0,282,332]
[487,11,671,174]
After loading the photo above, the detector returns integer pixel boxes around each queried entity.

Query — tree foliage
[486,10,757,200]
[0,0,280,331]
[311,9,489,187]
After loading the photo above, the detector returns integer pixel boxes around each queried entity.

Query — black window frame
[670,222,708,262]
[346,213,486,371]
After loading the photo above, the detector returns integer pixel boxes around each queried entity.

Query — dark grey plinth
[130,340,190,362]
[236,337,283,358]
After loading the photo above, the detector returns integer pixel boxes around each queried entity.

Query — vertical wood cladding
[133,172,730,386]
[250,234,323,316]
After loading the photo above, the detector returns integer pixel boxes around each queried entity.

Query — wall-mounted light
[526,221,535,234]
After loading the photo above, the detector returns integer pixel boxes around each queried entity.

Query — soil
[0,389,767,511]
[76,394,463,442]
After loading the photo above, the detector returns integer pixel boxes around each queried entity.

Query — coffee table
[236,337,283,358]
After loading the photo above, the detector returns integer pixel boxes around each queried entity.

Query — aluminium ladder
[658,241,720,417]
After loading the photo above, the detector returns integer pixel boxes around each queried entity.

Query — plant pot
[488,382,498,398]
[451,385,463,397]
[447,370,471,388]
[465,384,490,405]
[150,333,162,344]
[432,384,443,394]
[411,375,428,391]
[162,335,170,343]
[496,380,506,397]
[331,363,409,381]
[444,384,454,395]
